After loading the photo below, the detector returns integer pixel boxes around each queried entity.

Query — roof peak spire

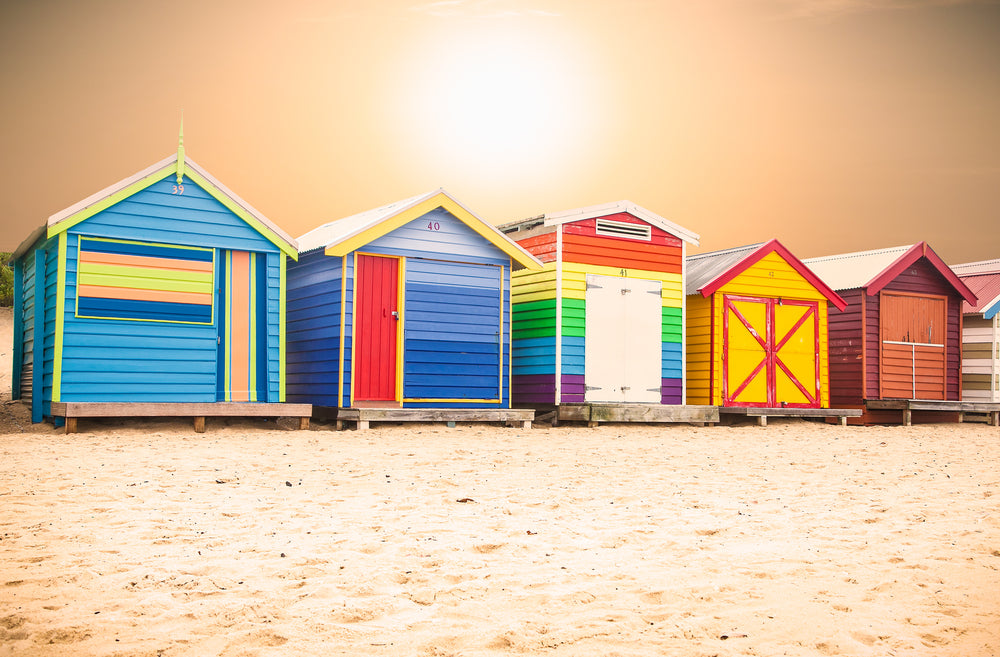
[176,113,186,184]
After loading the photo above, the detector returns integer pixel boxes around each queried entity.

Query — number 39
[172,184,185,195]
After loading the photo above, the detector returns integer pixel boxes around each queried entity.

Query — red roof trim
[700,238,848,310]
[865,241,978,305]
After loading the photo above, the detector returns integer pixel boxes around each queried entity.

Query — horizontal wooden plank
[51,402,312,418]
[718,407,862,417]
[865,399,1000,412]
[557,404,719,423]
[336,408,535,422]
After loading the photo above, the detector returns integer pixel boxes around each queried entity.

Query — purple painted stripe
[560,374,586,404]
[512,374,555,405]
[661,378,683,405]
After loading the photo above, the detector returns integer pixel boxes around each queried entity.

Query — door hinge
[647,387,661,392]
[587,281,603,290]
[585,385,602,391]
[647,289,661,296]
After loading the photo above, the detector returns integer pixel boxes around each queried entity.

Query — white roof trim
[44,153,297,253]
[541,200,700,246]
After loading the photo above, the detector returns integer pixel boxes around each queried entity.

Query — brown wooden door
[879,292,946,400]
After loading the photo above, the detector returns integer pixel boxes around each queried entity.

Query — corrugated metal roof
[685,243,765,295]
[296,191,432,254]
[802,244,913,291]
[951,258,1000,277]
[498,200,700,246]
[954,268,1000,314]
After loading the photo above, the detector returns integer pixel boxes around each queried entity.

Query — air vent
[595,218,651,241]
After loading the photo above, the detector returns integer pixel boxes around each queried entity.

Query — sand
[1,307,999,656]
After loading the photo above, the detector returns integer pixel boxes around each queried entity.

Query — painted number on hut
[427,221,440,231]
[172,184,185,195]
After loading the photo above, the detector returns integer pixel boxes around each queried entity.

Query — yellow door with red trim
[722,295,820,408]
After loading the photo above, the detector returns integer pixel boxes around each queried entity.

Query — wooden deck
[718,406,863,427]
[865,399,1000,426]
[50,402,313,434]
[316,407,535,431]
[555,404,719,426]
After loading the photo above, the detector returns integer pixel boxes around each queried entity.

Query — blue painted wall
[286,207,514,409]
[13,174,286,415]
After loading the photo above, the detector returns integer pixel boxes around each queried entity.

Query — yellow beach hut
[685,240,847,409]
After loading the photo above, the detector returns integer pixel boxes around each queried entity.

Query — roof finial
[176,113,186,184]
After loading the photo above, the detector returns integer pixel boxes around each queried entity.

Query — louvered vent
[595,219,651,241]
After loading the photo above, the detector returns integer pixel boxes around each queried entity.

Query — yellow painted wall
[685,293,713,404]
[689,251,833,407]
[511,264,557,304]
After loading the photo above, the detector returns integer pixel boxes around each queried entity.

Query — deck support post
[840,416,848,426]
[902,408,912,426]
[758,415,767,427]
[64,418,78,434]
[357,420,370,431]
[193,417,206,433]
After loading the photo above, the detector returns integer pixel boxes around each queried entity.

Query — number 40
[427,221,440,231]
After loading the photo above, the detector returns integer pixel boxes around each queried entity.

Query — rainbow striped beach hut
[500,201,711,423]
[9,136,309,430]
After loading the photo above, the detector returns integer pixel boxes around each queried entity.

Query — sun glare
[392,26,598,179]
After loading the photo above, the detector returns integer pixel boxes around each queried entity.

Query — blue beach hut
[286,189,542,418]
[9,136,309,430]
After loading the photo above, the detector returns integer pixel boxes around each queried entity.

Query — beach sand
[1,306,999,656]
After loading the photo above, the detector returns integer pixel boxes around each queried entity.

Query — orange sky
[1,0,998,263]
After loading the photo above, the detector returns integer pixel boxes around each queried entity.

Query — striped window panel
[76,238,215,324]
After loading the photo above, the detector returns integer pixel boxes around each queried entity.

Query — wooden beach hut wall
[285,189,542,411]
[9,141,300,426]
[499,201,700,407]
[951,259,1000,402]
[803,243,977,422]
[685,240,847,409]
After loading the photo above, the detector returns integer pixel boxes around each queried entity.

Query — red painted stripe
[562,234,682,272]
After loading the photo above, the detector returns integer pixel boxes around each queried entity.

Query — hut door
[722,295,820,408]
[217,250,268,402]
[584,274,661,403]
[880,292,946,400]
[354,254,401,405]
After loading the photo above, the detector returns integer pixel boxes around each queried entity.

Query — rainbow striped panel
[76,238,215,323]
[218,250,267,402]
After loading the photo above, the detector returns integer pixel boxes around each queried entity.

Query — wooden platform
[50,402,313,434]
[718,406,863,427]
[865,399,1000,426]
[555,404,719,426]
[317,407,535,431]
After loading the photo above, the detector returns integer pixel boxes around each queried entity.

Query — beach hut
[804,243,978,423]
[285,189,541,427]
[951,259,1000,403]
[499,201,710,423]
[685,240,848,418]
[9,137,310,431]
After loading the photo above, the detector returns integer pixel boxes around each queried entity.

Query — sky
[1,0,998,264]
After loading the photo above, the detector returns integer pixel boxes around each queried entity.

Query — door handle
[391,311,400,320]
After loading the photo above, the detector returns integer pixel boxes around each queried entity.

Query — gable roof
[13,152,298,260]
[803,242,977,305]
[686,239,847,310]
[296,189,543,270]
[951,259,1000,315]
[498,200,700,246]
[984,292,1000,320]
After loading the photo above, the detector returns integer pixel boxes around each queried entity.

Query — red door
[355,254,400,404]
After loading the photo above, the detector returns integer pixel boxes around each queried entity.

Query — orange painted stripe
[79,250,214,273]
[77,284,212,306]
[229,251,251,402]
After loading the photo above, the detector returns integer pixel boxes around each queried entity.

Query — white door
[584,274,662,403]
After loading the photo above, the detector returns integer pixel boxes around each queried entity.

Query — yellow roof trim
[324,191,541,270]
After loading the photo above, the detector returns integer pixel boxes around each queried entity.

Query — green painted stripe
[512,298,558,313]
[78,271,214,294]
[52,233,67,402]
[279,255,287,402]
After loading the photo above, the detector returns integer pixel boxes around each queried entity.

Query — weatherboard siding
[962,315,998,402]
[289,208,514,409]
[686,251,833,407]
[509,218,687,406]
[286,249,348,407]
